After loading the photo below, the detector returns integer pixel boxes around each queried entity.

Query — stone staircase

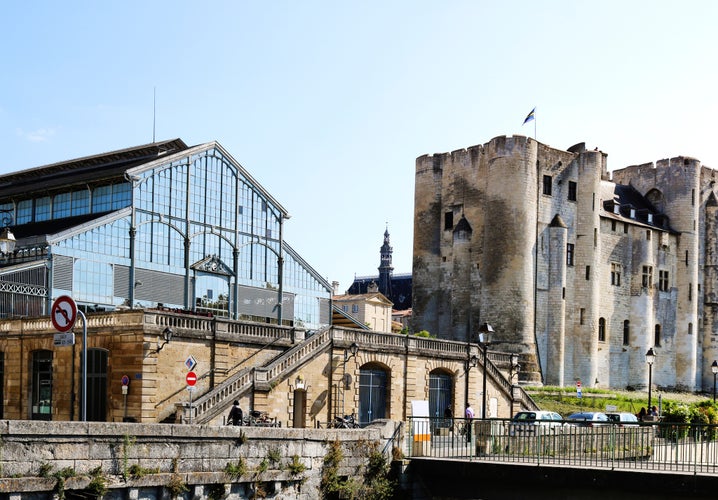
[178,326,332,424]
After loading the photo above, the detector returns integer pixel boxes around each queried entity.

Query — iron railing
[406,417,718,475]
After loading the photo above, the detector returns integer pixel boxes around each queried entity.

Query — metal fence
[406,417,718,475]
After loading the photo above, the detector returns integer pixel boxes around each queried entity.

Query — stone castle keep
[412,134,718,393]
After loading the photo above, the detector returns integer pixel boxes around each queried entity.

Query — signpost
[50,296,88,420]
[53,332,75,347]
[576,380,582,399]
[121,375,130,420]
[186,371,197,424]
[51,295,77,332]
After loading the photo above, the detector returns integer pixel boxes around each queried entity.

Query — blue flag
[522,107,535,125]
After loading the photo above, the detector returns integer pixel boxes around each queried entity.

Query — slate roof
[347,273,412,310]
[0,139,188,198]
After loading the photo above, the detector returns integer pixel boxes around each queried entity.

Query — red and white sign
[186,371,197,386]
[51,295,77,333]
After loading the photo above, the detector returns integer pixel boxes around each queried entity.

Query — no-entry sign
[51,295,77,333]
[186,371,197,386]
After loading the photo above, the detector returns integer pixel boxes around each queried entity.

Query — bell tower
[378,226,394,299]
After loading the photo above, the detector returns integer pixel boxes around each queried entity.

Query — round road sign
[121,375,130,386]
[51,295,78,333]
[186,371,197,386]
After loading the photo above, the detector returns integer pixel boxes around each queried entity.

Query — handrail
[254,326,332,389]
[382,421,405,459]
[187,326,332,424]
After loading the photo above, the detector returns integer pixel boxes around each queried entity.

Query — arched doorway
[31,350,53,420]
[358,364,388,426]
[86,348,108,422]
[429,370,453,423]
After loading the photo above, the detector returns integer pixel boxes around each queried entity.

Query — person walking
[464,403,475,443]
[227,400,243,426]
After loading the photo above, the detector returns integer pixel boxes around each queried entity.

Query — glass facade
[0,142,331,329]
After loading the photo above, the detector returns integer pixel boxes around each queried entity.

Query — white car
[509,410,564,436]
[606,412,639,426]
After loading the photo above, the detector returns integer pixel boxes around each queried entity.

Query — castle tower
[546,214,568,386]
[570,149,605,389]
[480,136,541,381]
[703,191,718,390]
[612,156,702,391]
[378,227,394,299]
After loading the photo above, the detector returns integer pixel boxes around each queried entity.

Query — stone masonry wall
[0,420,386,500]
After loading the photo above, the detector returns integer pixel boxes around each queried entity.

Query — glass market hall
[0,139,331,330]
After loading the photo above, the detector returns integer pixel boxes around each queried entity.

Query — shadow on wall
[310,389,328,418]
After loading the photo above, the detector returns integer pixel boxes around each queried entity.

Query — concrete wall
[0,420,388,499]
[408,458,718,499]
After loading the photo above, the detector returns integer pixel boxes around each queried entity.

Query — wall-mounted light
[0,208,16,256]
[344,342,359,362]
[157,327,173,352]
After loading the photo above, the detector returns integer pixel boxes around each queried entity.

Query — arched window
[598,318,606,342]
[359,365,388,426]
[429,370,453,424]
[623,320,630,345]
[645,188,666,213]
[31,350,53,421]
[86,348,109,422]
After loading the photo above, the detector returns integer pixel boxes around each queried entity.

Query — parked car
[606,412,639,426]
[509,410,564,436]
[566,412,609,426]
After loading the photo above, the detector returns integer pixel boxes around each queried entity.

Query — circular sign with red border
[186,371,197,386]
[51,295,77,333]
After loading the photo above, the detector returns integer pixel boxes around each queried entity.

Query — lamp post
[0,209,16,256]
[711,360,718,403]
[341,342,359,417]
[509,353,520,417]
[646,347,656,411]
[465,354,479,410]
[478,322,494,419]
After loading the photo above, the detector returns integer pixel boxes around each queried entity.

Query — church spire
[378,224,394,298]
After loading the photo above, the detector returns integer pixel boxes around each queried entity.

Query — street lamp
[478,322,494,419]
[464,353,478,410]
[646,347,656,411]
[156,327,173,352]
[711,360,718,403]
[509,353,520,417]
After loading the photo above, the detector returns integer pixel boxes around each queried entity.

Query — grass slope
[528,386,707,417]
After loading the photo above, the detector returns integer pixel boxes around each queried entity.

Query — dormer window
[613,204,620,214]
[630,208,636,219]
[647,213,653,224]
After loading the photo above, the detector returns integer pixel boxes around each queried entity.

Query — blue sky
[2,1,717,293]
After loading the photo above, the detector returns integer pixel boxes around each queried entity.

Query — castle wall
[414,134,718,392]
[613,158,701,391]
[704,189,718,391]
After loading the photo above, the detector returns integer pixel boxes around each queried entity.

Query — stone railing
[184,326,324,424]
[178,367,255,424]
[254,327,332,391]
